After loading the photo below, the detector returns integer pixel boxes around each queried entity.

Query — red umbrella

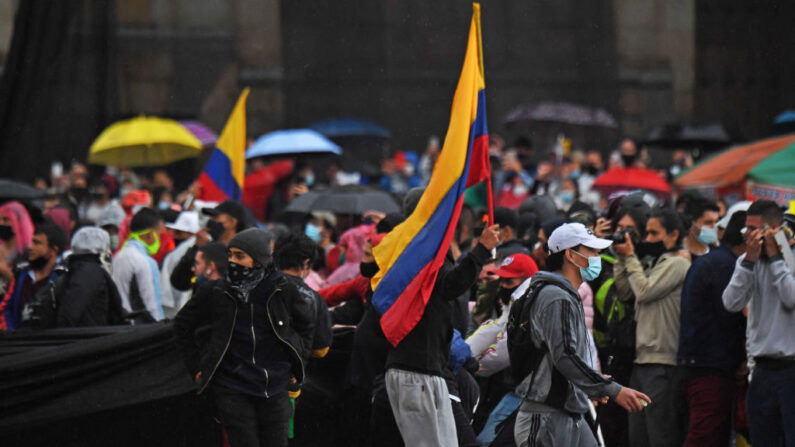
[593,167,671,196]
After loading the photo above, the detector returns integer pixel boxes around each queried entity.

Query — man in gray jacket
[722,200,795,446]
[514,223,650,447]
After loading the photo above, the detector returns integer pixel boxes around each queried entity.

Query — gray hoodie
[514,271,622,415]
[722,249,795,362]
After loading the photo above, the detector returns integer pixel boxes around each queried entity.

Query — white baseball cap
[717,201,751,229]
[547,222,612,254]
[166,211,200,234]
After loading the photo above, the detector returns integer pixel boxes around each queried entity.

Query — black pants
[212,386,292,447]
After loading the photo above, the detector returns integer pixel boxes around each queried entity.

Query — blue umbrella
[246,129,342,159]
[771,110,795,136]
[310,118,391,138]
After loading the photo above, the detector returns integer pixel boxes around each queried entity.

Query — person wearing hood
[513,223,650,446]
[613,208,690,447]
[173,228,314,447]
[55,227,124,327]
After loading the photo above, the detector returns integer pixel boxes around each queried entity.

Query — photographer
[613,208,690,447]
[722,200,795,445]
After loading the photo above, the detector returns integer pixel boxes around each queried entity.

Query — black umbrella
[503,102,618,128]
[643,122,738,151]
[285,186,400,215]
[0,179,45,200]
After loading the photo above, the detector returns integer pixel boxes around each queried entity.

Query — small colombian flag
[197,88,250,201]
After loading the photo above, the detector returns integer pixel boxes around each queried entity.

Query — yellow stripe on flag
[217,88,250,189]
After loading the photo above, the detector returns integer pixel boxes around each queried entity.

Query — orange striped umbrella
[675,134,795,189]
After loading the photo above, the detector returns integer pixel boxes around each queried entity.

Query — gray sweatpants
[385,368,458,447]
[514,404,597,447]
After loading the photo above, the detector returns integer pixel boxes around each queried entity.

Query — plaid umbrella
[179,120,218,148]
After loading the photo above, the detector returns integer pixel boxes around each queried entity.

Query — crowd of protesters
[0,134,793,447]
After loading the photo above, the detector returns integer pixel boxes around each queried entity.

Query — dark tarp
[0,324,355,447]
[0,0,115,181]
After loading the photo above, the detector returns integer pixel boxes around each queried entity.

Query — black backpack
[506,278,552,384]
[506,277,575,410]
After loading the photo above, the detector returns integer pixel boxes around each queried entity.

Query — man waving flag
[372,4,492,347]
[370,6,498,446]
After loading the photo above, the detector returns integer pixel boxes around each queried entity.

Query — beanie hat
[228,228,273,267]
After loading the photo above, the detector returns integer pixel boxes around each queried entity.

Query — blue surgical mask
[305,223,321,242]
[696,225,718,245]
[304,172,315,187]
[572,250,602,281]
[569,169,581,180]
[560,191,575,204]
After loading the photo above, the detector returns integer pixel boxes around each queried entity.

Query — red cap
[493,253,538,279]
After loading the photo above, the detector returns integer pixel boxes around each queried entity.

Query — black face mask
[638,241,666,259]
[585,164,599,176]
[360,261,379,278]
[207,220,225,241]
[0,225,14,242]
[498,286,518,306]
[226,261,266,303]
[621,154,636,167]
[28,255,51,271]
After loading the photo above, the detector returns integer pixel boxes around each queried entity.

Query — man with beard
[0,223,67,330]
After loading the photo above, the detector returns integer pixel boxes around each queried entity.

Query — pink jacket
[578,281,594,330]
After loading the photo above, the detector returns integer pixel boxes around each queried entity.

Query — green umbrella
[748,141,795,187]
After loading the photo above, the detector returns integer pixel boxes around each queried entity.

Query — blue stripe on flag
[372,90,485,314]
[203,148,242,199]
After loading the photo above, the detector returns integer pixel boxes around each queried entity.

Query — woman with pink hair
[0,201,34,296]
[0,201,34,263]
[325,224,374,286]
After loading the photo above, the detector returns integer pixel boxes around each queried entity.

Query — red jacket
[242,160,294,222]
[319,275,369,307]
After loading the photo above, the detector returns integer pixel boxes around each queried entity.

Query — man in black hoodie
[383,187,501,447]
[174,228,314,447]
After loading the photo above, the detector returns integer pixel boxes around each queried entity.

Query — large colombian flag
[197,88,250,201]
[371,4,492,347]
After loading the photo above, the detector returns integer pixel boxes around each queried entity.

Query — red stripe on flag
[197,172,231,202]
[380,195,466,346]
[466,134,490,187]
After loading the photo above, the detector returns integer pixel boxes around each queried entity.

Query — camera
[611,227,639,245]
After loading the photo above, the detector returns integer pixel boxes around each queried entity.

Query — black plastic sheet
[0,324,355,446]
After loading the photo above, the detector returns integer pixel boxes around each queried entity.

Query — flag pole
[473,3,494,226]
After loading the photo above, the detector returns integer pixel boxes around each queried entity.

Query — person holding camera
[613,208,690,447]
[722,200,795,446]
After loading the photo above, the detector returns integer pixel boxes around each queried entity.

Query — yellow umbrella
[88,116,203,167]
